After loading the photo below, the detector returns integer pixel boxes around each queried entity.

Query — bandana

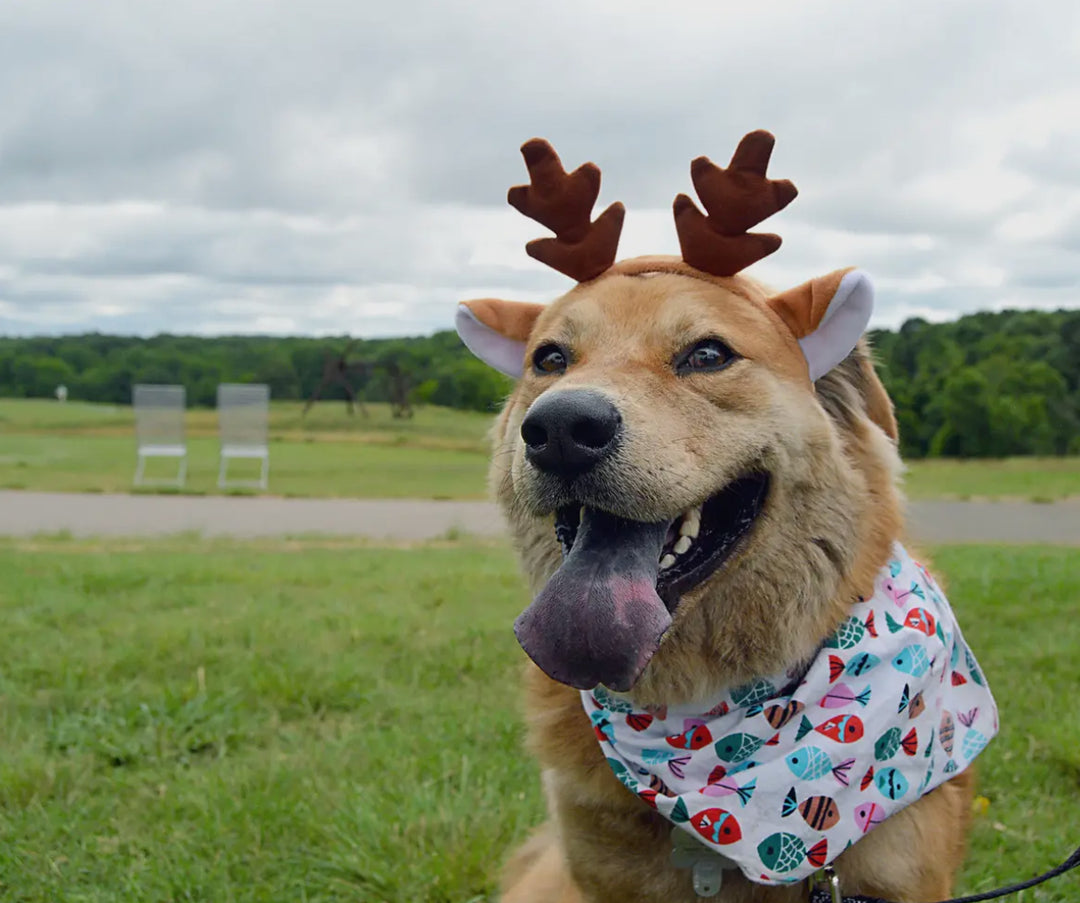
[583,544,998,886]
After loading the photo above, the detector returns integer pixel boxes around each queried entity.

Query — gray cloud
[0,0,1078,337]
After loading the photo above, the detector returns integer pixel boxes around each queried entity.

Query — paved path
[1,491,1079,544]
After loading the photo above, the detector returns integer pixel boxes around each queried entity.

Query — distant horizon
[2,300,1076,343]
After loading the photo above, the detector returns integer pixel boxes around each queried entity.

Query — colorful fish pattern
[666,722,712,750]
[854,801,885,834]
[757,833,829,873]
[782,787,841,831]
[583,543,997,885]
[820,683,872,709]
[814,713,865,744]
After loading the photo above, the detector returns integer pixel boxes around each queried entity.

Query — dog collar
[582,543,998,886]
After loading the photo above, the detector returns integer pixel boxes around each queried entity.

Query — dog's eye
[675,339,737,375]
[533,344,568,375]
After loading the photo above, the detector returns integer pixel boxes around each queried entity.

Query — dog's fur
[481,262,974,903]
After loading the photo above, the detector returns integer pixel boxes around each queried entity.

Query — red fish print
[690,808,742,845]
[806,838,829,868]
[638,788,658,808]
[627,713,654,731]
[860,765,875,791]
[828,655,845,683]
[951,671,967,686]
[666,723,712,750]
[904,608,936,637]
[815,713,865,743]
[900,727,918,756]
[703,700,729,718]
[865,610,878,637]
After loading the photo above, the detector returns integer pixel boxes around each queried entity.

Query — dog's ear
[455,299,545,378]
[816,339,900,442]
[767,268,873,382]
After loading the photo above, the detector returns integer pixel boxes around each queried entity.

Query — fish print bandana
[583,544,998,886]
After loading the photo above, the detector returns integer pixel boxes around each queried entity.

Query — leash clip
[810,866,842,903]
[670,827,736,898]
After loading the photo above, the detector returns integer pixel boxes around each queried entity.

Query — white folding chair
[217,383,270,490]
[133,384,187,488]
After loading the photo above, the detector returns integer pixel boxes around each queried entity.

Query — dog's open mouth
[513,473,770,692]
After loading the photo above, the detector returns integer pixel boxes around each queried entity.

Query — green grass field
[2,398,1080,500]
[0,538,1077,901]
[0,399,493,499]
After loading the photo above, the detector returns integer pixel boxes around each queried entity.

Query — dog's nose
[520,390,622,478]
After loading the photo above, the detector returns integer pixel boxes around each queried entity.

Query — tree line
[1,307,1078,457]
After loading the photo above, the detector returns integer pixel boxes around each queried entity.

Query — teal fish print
[785,747,853,785]
[714,732,767,764]
[964,647,985,686]
[891,644,931,677]
[593,686,634,713]
[589,710,615,743]
[785,746,833,781]
[641,748,692,778]
[605,757,636,790]
[823,611,877,650]
[845,652,881,677]
[729,678,777,707]
[957,708,989,760]
[875,766,909,800]
[875,727,901,760]
[757,832,829,873]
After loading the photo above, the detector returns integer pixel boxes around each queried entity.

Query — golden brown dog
[456,134,976,902]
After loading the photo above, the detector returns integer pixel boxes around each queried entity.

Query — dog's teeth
[673,535,692,555]
[659,554,676,570]
[680,507,701,539]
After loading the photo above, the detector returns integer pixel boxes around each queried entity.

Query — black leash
[808,842,1080,903]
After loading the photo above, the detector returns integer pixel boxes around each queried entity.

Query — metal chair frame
[132,384,188,488]
[216,383,270,490]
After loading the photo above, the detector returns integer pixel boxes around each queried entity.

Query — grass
[0,399,492,499]
[2,398,1080,501]
[902,457,1080,502]
[0,538,1077,901]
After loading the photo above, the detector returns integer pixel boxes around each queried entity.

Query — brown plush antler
[673,130,798,276]
[508,139,625,282]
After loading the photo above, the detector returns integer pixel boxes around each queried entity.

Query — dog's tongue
[514,509,671,692]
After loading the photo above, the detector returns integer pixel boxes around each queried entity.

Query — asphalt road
[1,491,1079,544]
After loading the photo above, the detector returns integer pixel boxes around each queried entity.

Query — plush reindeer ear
[767,268,874,382]
[455,299,545,378]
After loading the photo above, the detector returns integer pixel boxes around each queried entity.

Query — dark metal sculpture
[303,341,370,416]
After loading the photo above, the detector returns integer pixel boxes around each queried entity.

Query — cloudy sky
[0,0,1077,338]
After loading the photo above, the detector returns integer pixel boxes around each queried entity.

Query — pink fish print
[882,576,925,607]
[701,766,756,806]
[854,801,886,834]
[819,683,871,709]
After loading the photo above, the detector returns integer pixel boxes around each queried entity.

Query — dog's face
[460,259,900,707]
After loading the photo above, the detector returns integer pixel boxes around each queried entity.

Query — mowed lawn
[0,399,493,499]
[3,398,1080,500]
[0,539,1077,901]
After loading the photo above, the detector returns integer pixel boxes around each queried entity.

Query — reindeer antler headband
[509,130,797,281]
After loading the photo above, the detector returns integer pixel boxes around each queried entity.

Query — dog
[454,132,995,902]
